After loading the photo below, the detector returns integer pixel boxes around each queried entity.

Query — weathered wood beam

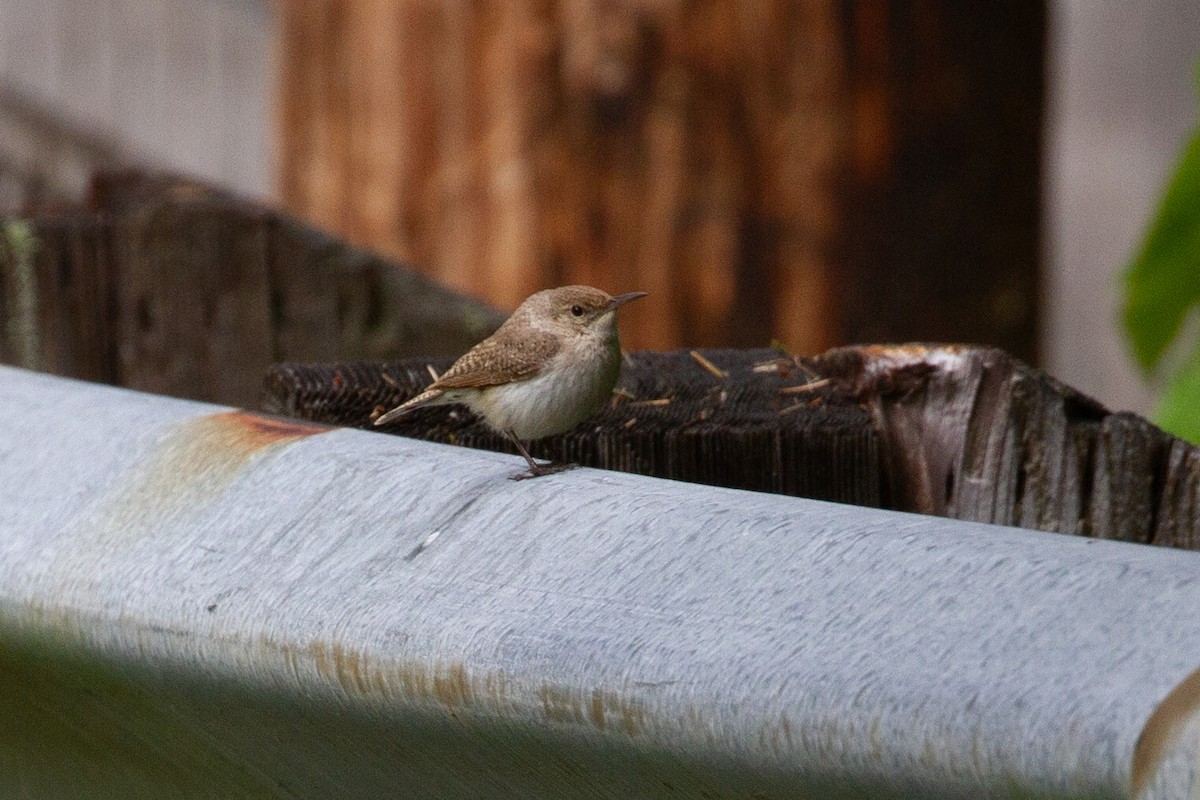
[0,170,505,406]
[264,349,883,507]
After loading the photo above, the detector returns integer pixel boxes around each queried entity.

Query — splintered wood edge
[689,350,727,379]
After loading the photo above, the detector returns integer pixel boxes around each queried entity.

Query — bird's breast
[469,334,621,440]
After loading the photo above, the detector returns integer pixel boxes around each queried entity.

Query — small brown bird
[374,285,647,479]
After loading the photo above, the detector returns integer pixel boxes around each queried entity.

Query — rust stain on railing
[192,410,331,457]
[296,638,655,741]
[52,411,332,571]
[115,410,331,517]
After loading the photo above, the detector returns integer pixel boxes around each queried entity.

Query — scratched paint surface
[0,366,1199,798]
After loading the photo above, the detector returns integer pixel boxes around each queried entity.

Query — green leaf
[1153,339,1200,444]
[1121,126,1200,372]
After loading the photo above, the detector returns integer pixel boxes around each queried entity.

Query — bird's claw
[509,462,578,481]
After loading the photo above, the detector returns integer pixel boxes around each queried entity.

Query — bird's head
[518,285,647,339]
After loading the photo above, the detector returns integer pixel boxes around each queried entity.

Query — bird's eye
[571,305,584,317]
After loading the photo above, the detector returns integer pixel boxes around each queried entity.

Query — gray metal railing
[1,364,1198,798]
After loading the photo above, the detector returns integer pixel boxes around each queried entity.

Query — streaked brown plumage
[374,285,646,479]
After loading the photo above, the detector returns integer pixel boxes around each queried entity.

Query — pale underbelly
[466,352,620,440]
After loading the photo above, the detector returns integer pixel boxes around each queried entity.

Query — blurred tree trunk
[276,0,1043,360]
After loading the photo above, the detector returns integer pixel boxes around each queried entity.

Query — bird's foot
[509,462,578,481]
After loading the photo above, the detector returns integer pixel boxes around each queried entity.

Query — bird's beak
[608,291,648,310]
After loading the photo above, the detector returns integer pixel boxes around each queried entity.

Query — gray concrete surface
[2,365,1200,797]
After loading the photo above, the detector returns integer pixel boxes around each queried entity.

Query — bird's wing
[373,327,560,427]
[432,327,561,390]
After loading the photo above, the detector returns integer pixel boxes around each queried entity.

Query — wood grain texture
[811,344,1200,548]
[4,213,117,383]
[1,171,505,406]
[264,349,882,506]
[110,197,271,403]
[839,2,1044,360]
[275,1,829,351]
[275,1,1043,361]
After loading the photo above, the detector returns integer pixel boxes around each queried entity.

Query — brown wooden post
[838,0,1045,360]
[275,1,1044,362]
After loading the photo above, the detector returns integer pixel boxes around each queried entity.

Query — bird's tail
[373,388,446,426]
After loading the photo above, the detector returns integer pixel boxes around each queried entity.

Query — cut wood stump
[263,344,1200,549]
[264,349,881,507]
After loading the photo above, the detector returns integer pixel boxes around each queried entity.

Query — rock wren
[373,285,647,480]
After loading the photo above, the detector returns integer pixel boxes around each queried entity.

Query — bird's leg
[507,433,542,472]
[505,431,576,481]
